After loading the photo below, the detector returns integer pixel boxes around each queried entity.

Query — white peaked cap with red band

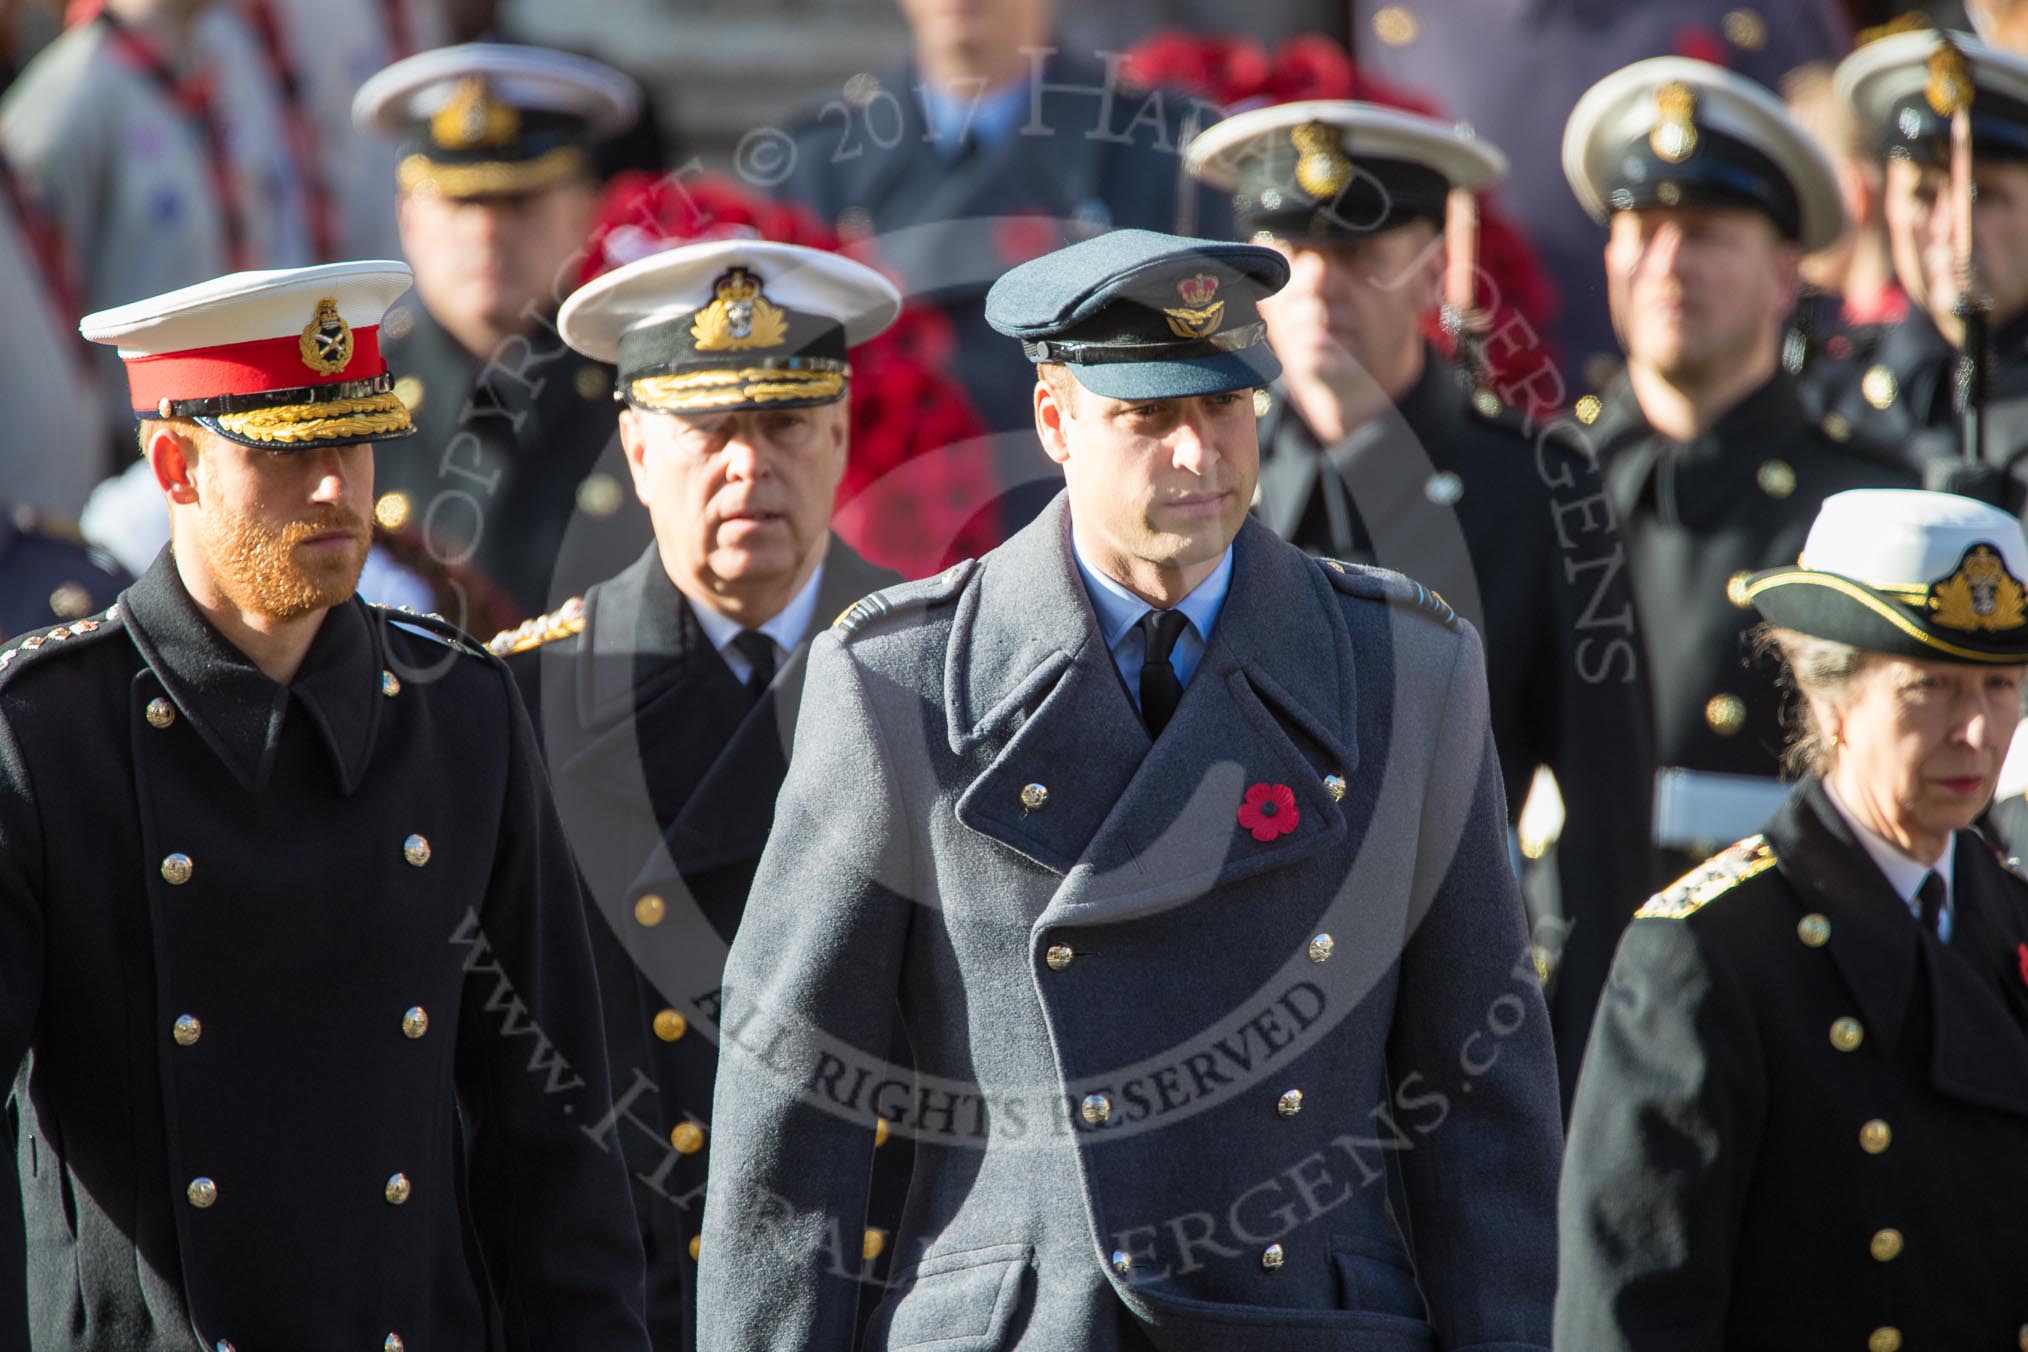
[80,261,418,452]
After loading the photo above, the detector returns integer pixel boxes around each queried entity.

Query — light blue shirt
[920,74,1032,158]
[687,561,827,685]
[1070,532,1233,710]
[1823,777,1955,940]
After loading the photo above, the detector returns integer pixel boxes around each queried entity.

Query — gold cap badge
[1925,39,1975,118]
[1930,544,2027,632]
[298,297,353,375]
[1163,273,1225,340]
[431,76,520,151]
[1650,82,1699,164]
[690,268,790,352]
[1290,121,1354,200]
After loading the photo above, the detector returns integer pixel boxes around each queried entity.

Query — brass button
[635,893,666,927]
[576,472,624,518]
[1831,1017,1865,1052]
[671,1121,705,1154]
[1869,1328,1901,1352]
[1020,783,1049,812]
[1756,458,1796,499]
[1252,388,1273,419]
[381,670,401,698]
[874,1118,891,1148]
[385,1335,405,1352]
[1276,1089,1303,1118]
[1822,411,1853,443]
[1797,914,1831,947]
[1656,181,1683,207]
[1045,944,1075,971]
[1323,774,1346,802]
[1080,1093,1111,1126]
[653,1008,688,1041]
[1723,6,1766,49]
[1423,471,1464,506]
[401,1006,428,1039]
[862,1227,886,1261]
[1725,571,1754,608]
[1111,1248,1132,1274]
[1261,1243,1286,1271]
[402,834,431,867]
[1860,1119,1892,1154]
[161,853,194,886]
[393,374,425,412]
[1870,1227,1903,1262]
[1574,393,1603,425]
[1308,933,1335,964]
[1705,693,1747,736]
[49,582,92,619]
[1472,389,1502,418]
[187,1177,217,1208]
[146,697,176,729]
[688,1234,702,1261]
[374,491,413,532]
[172,1014,202,1047]
[385,1173,411,1205]
[574,364,610,402]
[1862,364,1899,410]
[1371,4,1417,44]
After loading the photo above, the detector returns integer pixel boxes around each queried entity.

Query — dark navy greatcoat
[500,538,901,1352]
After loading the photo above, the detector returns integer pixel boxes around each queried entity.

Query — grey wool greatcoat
[0,553,651,1352]
[695,495,1562,1352]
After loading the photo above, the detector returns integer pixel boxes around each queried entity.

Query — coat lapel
[1924,842,2028,1118]
[951,499,1358,927]
[654,540,897,878]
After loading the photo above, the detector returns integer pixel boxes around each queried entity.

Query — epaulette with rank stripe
[1636,835,1777,920]
[485,596,585,657]
[1317,557,1458,629]
[376,605,495,661]
[0,604,125,686]
[832,560,976,640]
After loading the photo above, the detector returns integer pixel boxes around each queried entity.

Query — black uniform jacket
[502,539,900,1350]
[0,552,650,1352]
[1596,373,1916,787]
[0,501,128,642]
[1256,354,1660,1089]
[376,296,651,618]
[1558,777,2028,1350]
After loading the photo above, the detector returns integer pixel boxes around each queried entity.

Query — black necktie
[1138,609,1190,738]
[730,630,777,702]
[1917,870,1947,937]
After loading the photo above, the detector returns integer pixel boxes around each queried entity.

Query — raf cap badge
[1163,273,1225,340]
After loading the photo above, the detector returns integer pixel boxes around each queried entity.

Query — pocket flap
[877,1242,1034,1351]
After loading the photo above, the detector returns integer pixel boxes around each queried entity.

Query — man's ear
[145,423,201,506]
[617,407,656,505]
[1034,376,1072,467]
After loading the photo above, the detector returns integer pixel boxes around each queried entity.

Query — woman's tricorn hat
[1745,489,2028,663]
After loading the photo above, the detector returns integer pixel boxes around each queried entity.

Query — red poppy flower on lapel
[1238,783,1300,842]
[2017,942,2028,988]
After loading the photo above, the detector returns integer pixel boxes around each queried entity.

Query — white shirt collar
[685,561,827,677]
[1822,776,1954,921]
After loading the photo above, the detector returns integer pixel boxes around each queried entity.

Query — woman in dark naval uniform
[1558,487,2028,1351]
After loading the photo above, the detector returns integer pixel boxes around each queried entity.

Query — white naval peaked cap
[1799,489,2028,586]
[1185,99,1508,194]
[352,41,639,137]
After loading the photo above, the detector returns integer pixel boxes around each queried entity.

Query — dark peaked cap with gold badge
[984,227,1289,401]
[558,238,903,416]
[1746,487,2028,663]
[1184,99,1507,240]
[1838,26,2028,168]
[1564,56,1847,253]
[352,42,639,199]
[79,260,417,452]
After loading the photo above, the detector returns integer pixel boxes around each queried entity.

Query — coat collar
[1601,370,1809,522]
[120,548,384,794]
[1770,777,2028,1116]
[950,495,1358,925]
